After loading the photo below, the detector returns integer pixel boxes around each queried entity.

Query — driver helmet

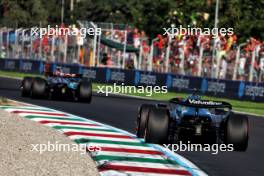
[187,94,201,101]
[54,66,63,76]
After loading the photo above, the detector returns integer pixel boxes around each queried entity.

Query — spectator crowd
[105,26,264,82]
[0,24,264,82]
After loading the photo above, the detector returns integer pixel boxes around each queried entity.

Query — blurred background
[0,0,263,82]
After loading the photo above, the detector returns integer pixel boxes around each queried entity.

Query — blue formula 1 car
[21,69,92,103]
[136,94,249,151]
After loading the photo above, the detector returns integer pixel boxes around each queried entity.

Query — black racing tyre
[31,77,47,98]
[203,131,217,145]
[21,77,33,97]
[78,80,92,103]
[225,113,249,151]
[136,104,155,138]
[145,107,169,144]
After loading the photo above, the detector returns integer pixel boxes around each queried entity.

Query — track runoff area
[1,104,206,176]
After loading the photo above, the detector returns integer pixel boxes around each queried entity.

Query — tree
[0,0,263,41]
[0,0,48,27]
[218,0,264,42]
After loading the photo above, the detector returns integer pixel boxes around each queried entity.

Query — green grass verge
[0,97,8,103]
[1,70,263,116]
[0,70,40,79]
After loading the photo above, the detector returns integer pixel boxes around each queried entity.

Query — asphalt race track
[0,76,263,176]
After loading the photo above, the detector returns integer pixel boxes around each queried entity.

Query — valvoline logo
[106,68,111,82]
[201,79,208,93]
[238,81,245,98]
[166,74,172,89]
[188,99,222,105]
[134,71,140,85]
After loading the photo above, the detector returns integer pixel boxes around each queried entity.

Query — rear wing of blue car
[169,98,232,109]
[44,72,83,78]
